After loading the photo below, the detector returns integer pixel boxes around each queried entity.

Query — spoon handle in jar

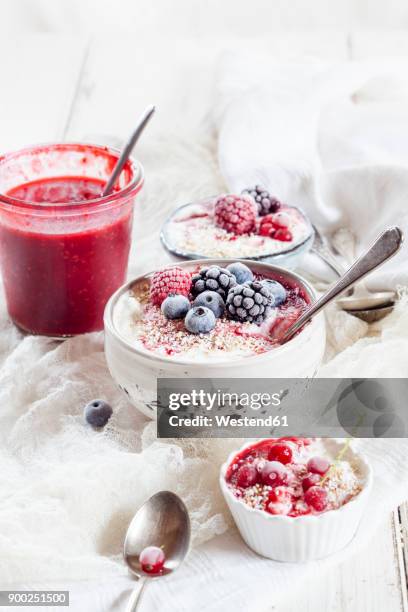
[125,577,147,612]
[102,105,155,197]
[281,226,404,343]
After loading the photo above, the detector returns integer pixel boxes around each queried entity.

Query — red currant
[260,461,289,487]
[304,486,328,512]
[268,443,293,465]
[301,473,321,492]
[139,546,165,574]
[273,228,293,242]
[236,464,258,488]
[307,456,330,475]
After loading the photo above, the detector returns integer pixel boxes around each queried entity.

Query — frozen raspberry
[268,442,293,465]
[301,473,321,492]
[304,486,328,512]
[258,214,293,242]
[214,194,257,235]
[307,456,330,475]
[139,546,165,574]
[150,267,192,306]
[236,464,258,488]
[260,461,289,487]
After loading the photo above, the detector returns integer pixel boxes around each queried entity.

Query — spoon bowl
[336,287,395,311]
[123,491,191,611]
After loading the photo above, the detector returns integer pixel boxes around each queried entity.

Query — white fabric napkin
[216,52,408,290]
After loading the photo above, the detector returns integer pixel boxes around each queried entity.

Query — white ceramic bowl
[104,259,326,418]
[220,439,373,563]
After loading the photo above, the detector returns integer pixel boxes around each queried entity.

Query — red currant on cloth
[150,267,192,306]
[268,442,293,464]
[304,486,328,512]
[139,546,166,574]
[214,194,257,235]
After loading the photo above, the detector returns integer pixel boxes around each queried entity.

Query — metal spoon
[281,226,403,343]
[311,223,347,278]
[123,491,191,612]
[311,223,397,320]
[102,104,155,196]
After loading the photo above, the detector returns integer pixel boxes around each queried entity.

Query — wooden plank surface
[274,514,404,612]
[0,33,87,151]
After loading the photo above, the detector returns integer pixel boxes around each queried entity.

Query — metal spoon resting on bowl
[281,226,403,343]
[311,224,399,322]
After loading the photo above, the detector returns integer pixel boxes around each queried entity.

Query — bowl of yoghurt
[160,189,314,269]
[220,437,372,562]
[104,259,325,418]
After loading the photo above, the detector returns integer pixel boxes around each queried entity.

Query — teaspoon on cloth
[123,491,191,611]
[280,226,403,343]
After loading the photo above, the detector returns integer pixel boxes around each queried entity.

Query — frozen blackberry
[191,265,236,300]
[226,281,273,324]
[242,185,281,216]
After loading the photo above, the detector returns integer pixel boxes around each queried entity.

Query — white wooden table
[0,31,407,612]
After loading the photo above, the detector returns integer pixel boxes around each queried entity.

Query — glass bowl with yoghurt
[160,194,314,269]
[104,259,325,418]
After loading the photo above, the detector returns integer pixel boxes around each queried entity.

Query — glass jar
[0,143,143,337]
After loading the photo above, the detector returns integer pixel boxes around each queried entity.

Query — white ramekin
[104,259,326,419]
[220,439,373,563]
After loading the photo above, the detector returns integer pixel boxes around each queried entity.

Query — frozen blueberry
[84,399,113,428]
[262,279,287,306]
[192,291,225,318]
[185,306,216,334]
[161,294,190,319]
[226,262,254,285]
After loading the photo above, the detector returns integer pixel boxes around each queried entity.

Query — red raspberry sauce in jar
[0,176,132,336]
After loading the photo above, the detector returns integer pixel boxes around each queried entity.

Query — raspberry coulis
[0,176,132,336]
[226,438,334,517]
